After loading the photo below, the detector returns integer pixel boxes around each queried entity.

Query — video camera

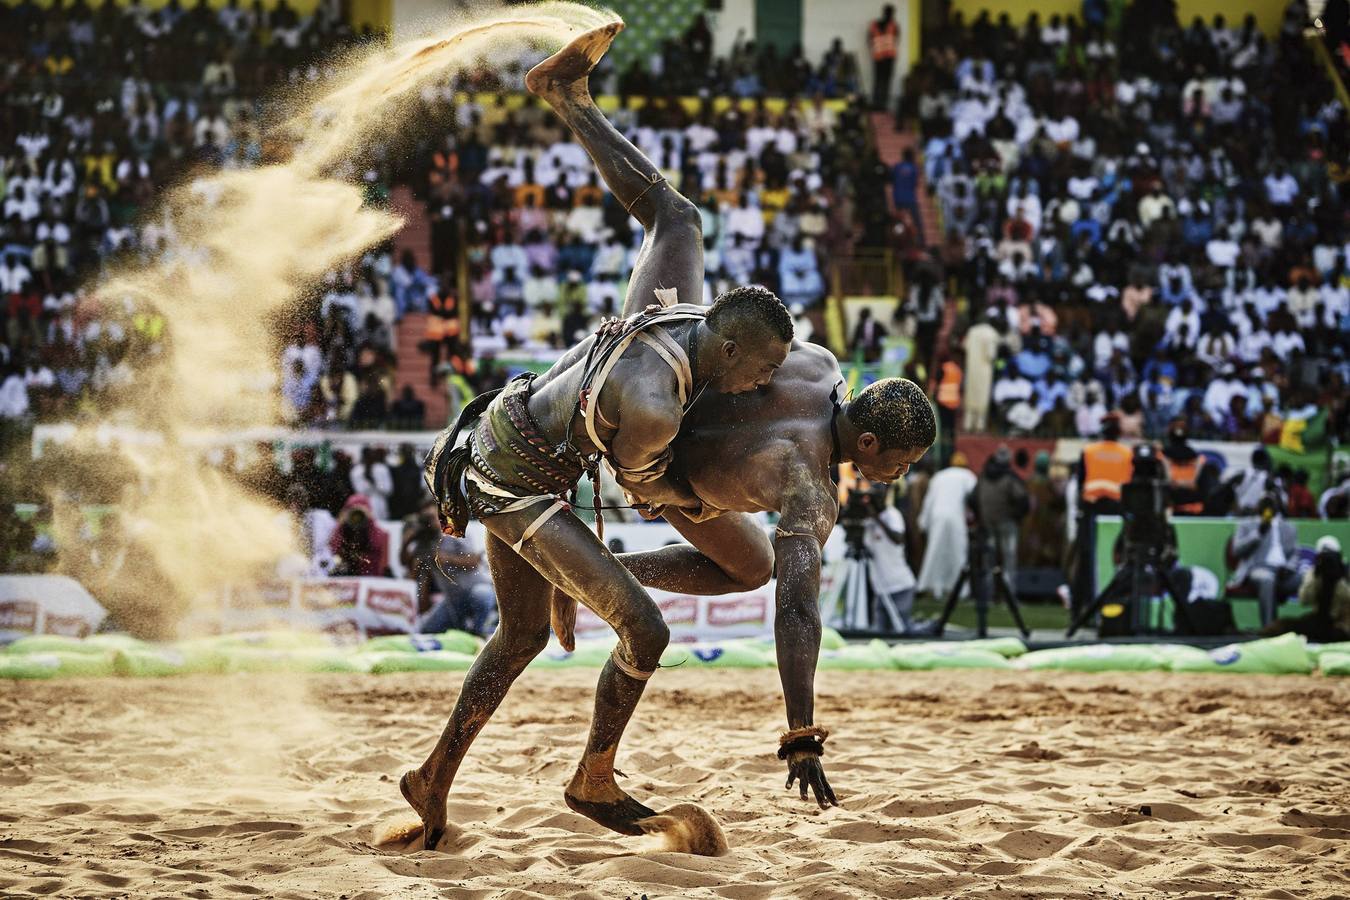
[1120,445,1170,561]
[839,486,882,554]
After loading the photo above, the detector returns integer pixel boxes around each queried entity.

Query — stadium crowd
[0,0,388,427]
[898,0,1347,448]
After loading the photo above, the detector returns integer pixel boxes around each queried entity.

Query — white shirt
[0,375,29,418]
[1263,173,1299,205]
[865,507,915,594]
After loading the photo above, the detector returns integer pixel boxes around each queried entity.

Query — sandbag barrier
[2,629,1346,678]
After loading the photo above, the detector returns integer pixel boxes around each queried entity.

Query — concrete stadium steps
[388,186,446,428]
[868,112,942,245]
[390,185,431,270]
[868,113,953,380]
[394,313,448,429]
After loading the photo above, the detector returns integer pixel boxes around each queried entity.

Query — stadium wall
[708,0,919,96]
[946,0,1288,37]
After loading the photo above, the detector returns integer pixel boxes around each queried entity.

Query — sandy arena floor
[1,667,1348,899]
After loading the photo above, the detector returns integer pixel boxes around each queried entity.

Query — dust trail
[43,3,621,637]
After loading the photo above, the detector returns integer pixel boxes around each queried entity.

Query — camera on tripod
[1120,446,1171,564]
[839,486,880,555]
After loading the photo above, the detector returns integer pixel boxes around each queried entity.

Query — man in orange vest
[1160,420,1213,516]
[936,356,962,445]
[868,5,900,111]
[1079,413,1133,515]
[1071,412,1133,613]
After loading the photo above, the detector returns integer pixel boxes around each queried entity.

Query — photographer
[1229,493,1298,627]
[857,483,917,633]
[972,446,1028,592]
[328,494,391,577]
[421,526,497,637]
[1266,537,1350,642]
[402,499,448,617]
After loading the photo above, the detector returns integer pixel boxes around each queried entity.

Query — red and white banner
[0,575,107,644]
[573,582,777,642]
[187,577,419,640]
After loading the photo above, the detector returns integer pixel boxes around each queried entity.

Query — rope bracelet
[777,725,829,760]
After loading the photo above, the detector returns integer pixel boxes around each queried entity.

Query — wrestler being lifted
[575,351,937,808]
[402,21,793,850]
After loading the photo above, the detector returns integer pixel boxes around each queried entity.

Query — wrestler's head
[844,378,936,482]
[703,284,793,394]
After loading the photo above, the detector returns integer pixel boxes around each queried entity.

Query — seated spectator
[1229,493,1299,626]
[329,494,390,577]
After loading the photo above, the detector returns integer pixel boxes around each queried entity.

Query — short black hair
[705,284,793,345]
[847,378,936,452]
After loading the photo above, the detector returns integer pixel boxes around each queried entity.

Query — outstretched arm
[773,470,839,808]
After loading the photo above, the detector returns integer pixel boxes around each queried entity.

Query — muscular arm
[773,465,839,807]
[773,473,836,727]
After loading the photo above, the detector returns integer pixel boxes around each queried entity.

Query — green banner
[1094,517,1350,630]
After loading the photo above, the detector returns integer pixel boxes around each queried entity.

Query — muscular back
[671,342,841,517]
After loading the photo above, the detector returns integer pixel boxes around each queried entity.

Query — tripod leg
[1160,564,1199,635]
[933,569,969,637]
[1066,566,1130,638]
[995,567,1032,639]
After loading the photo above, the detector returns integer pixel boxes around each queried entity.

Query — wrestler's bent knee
[655,192,701,237]
[498,623,551,661]
[620,615,669,671]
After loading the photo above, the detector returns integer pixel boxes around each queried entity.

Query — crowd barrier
[3,629,1347,680]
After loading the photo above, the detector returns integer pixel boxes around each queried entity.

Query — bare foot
[399,769,447,851]
[525,21,623,104]
[563,763,656,837]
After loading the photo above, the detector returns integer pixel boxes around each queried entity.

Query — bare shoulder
[788,341,845,381]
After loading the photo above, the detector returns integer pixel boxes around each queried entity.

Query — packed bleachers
[0,0,385,426]
[896,0,1347,445]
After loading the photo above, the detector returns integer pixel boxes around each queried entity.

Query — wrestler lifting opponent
[404,22,793,849]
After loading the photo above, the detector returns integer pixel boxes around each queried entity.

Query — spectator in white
[1263,162,1299,211]
[1005,183,1042,235]
[1075,383,1108,437]
[1229,493,1300,626]
[1224,446,1279,514]
[1006,390,1043,434]
[1093,320,1130,372]
[563,194,604,244]
[861,484,917,632]
[4,185,40,223]
[778,235,823,305]
[522,265,558,308]
[726,191,766,245]
[917,453,978,598]
[0,365,29,419]
[280,358,315,423]
[1271,323,1305,362]
[992,362,1033,407]
[1249,207,1283,250]
[1195,328,1236,370]
[1286,274,1320,327]
[0,254,33,295]
[279,484,336,576]
[193,104,230,148]
[1164,299,1202,349]
[349,447,393,521]
[1137,186,1175,229]
[962,308,1002,432]
[1202,364,1244,423]
[1206,226,1240,268]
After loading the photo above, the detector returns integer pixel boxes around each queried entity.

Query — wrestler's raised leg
[527,24,703,315]
[549,510,774,650]
[401,532,552,850]
[620,509,775,594]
